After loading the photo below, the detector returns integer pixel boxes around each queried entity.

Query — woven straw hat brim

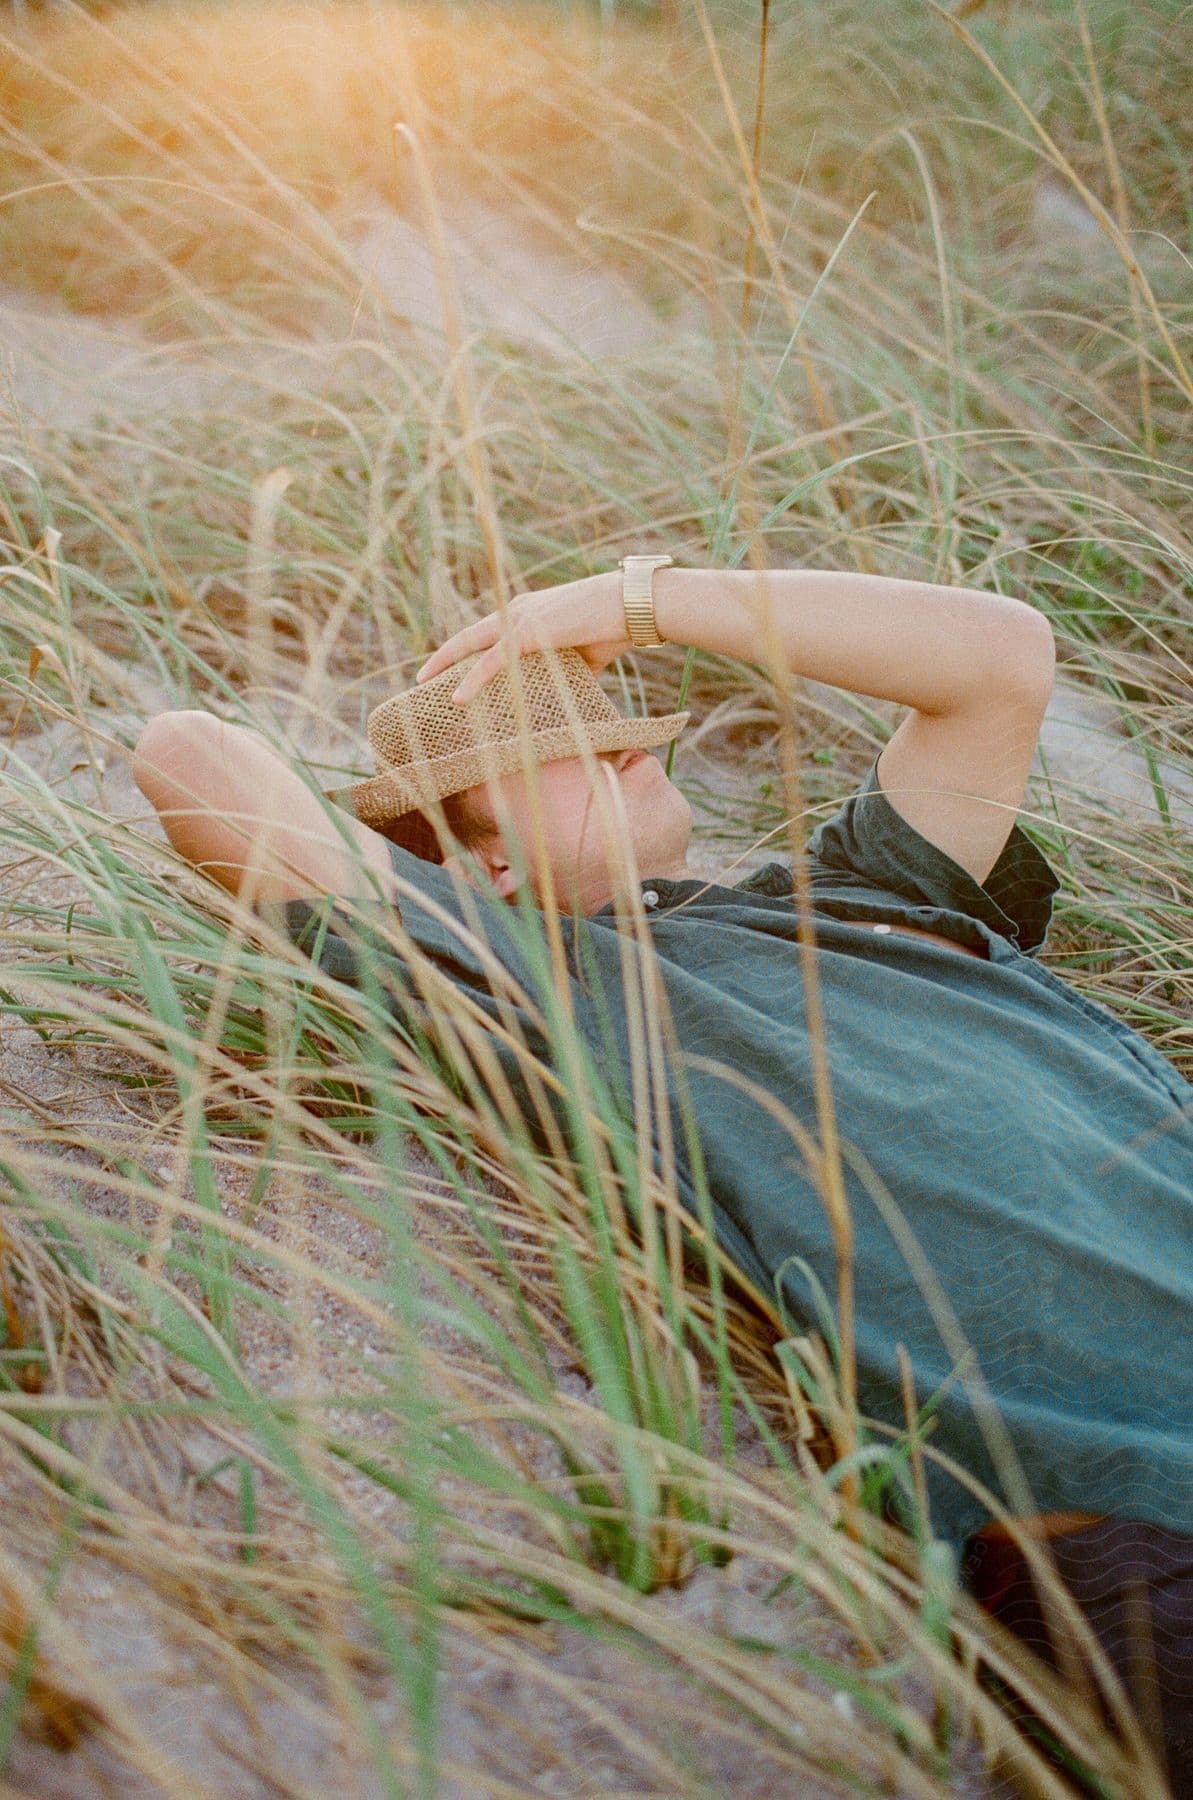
[339,709,690,827]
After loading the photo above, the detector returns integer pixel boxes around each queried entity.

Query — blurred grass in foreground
[0,0,1189,1793]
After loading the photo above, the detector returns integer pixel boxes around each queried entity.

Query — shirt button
[643,889,660,910]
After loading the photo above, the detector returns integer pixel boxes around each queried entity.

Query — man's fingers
[450,642,511,705]
[416,614,500,682]
[415,636,473,683]
[449,617,557,703]
[446,614,568,703]
[418,598,568,701]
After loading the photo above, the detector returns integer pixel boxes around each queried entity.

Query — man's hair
[373,790,491,866]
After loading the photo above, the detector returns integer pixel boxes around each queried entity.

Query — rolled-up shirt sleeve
[806,754,1060,953]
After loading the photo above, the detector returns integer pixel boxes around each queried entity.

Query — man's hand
[415,573,627,706]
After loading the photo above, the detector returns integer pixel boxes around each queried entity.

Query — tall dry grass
[0,0,1189,1794]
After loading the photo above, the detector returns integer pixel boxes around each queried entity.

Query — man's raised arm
[414,564,1056,886]
[649,567,1056,884]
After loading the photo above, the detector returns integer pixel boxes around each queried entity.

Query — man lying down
[133,561,1193,1785]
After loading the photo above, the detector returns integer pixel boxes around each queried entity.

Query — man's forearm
[644,568,1054,715]
[134,713,399,906]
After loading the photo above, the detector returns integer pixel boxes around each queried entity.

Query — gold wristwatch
[619,554,673,648]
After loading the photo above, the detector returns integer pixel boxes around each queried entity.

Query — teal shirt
[274,755,1193,1548]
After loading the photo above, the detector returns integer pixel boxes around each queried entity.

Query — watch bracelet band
[619,554,673,649]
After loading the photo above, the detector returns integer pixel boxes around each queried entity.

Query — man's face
[460,746,692,914]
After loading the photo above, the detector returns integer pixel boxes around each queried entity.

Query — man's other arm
[133,712,399,907]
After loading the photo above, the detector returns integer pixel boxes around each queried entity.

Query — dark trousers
[963,1518,1193,1795]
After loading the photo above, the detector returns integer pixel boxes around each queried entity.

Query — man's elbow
[990,605,1056,715]
[132,709,224,808]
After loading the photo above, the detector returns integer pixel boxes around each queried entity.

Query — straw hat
[337,649,690,829]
